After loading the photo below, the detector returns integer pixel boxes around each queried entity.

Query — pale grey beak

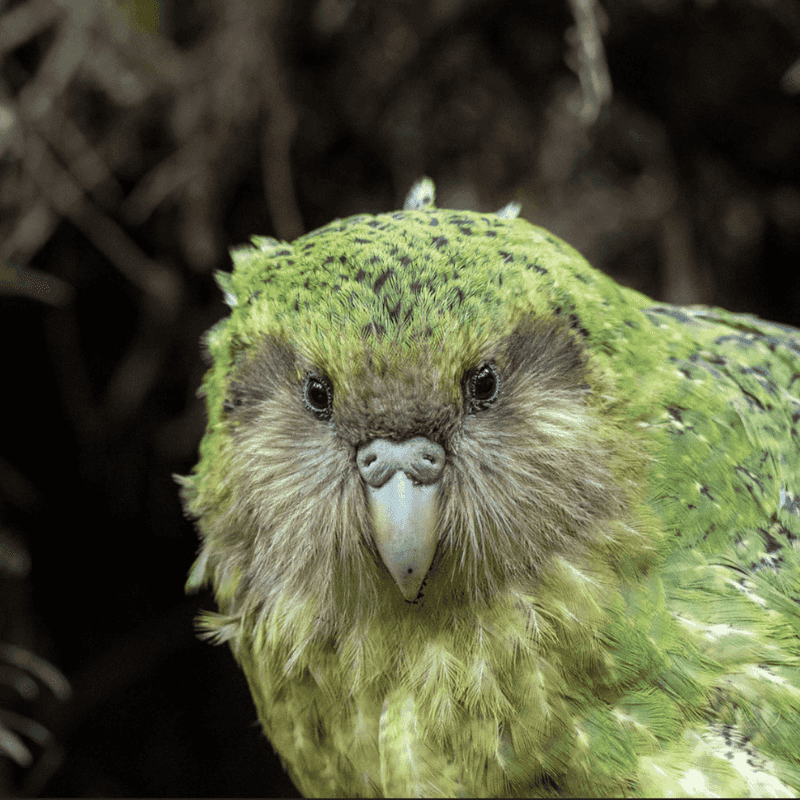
[356,437,445,601]
[366,473,439,601]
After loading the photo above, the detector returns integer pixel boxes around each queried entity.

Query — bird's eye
[303,375,333,419]
[465,363,500,412]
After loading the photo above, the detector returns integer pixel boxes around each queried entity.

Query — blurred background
[0,0,799,795]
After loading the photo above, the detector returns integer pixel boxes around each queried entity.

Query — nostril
[358,437,445,488]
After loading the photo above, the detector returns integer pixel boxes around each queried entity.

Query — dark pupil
[308,381,328,409]
[473,368,495,399]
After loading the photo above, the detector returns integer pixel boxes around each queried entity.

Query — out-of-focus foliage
[0,279,71,796]
[116,0,162,36]
[0,0,798,795]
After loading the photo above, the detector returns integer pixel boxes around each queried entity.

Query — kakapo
[179,178,800,797]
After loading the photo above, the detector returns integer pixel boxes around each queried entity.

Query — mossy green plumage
[180,179,800,797]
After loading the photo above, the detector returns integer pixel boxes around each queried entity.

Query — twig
[564,0,612,124]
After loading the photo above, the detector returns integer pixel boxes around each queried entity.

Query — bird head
[180,184,660,647]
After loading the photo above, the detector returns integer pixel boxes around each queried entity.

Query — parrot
[178,178,800,797]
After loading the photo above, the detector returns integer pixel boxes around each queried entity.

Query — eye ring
[303,375,333,419]
[465,363,500,412]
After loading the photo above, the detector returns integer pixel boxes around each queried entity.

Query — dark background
[1,0,799,795]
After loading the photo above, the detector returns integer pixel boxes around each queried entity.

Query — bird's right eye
[303,375,333,420]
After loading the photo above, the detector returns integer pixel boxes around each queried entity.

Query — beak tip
[390,567,426,602]
[399,585,423,602]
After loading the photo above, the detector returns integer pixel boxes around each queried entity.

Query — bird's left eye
[303,375,333,419]
[465,363,500,412]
